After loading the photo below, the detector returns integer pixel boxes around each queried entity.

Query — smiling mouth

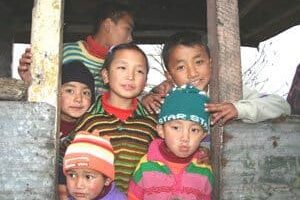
[189,79,206,88]
[122,84,135,90]
[190,78,204,84]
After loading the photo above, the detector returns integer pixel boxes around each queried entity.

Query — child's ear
[103,19,111,33]
[156,124,165,139]
[209,58,212,69]
[104,178,112,186]
[101,69,109,84]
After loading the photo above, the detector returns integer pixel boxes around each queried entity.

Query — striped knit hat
[63,133,115,180]
[158,84,210,132]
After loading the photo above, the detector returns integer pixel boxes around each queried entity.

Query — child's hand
[152,80,173,96]
[205,102,238,125]
[18,48,32,85]
[141,93,164,114]
[197,146,211,165]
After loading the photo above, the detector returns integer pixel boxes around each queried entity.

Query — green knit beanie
[158,84,210,132]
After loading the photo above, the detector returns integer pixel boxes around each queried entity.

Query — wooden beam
[0,78,27,100]
[28,0,64,106]
[28,1,64,197]
[243,4,300,40]
[207,0,243,199]
[239,0,263,18]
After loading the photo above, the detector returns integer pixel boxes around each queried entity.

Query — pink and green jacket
[128,139,214,200]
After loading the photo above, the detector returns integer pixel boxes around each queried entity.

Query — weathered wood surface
[222,117,300,200]
[0,101,57,200]
[28,0,64,107]
[207,0,243,198]
[0,78,27,100]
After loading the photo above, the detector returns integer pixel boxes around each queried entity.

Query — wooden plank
[207,0,243,199]
[28,0,64,107]
[0,78,27,100]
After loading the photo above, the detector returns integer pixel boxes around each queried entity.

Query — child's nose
[75,177,85,188]
[187,65,198,78]
[74,93,83,103]
[126,71,135,80]
[181,132,190,142]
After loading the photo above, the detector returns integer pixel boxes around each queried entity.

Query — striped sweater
[60,95,158,192]
[63,41,107,94]
[128,139,214,200]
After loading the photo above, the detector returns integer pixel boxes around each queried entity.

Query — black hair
[102,43,149,73]
[162,31,211,71]
[93,1,135,34]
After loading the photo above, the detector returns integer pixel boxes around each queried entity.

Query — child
[142,31,291,125]
[63,131,126,199]
[18,1,134,94]
[128,85,214,200]
[59,61,95,199]
[60,43,158,192]
[60,61,95,138]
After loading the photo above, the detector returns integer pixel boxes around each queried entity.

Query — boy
[128,85,214,200]
[18,1,134,94]
[63,131,126,199]
[59,61,95,199]
[60,43,158,192]
[60,61,95,138]
[142,31,291,125]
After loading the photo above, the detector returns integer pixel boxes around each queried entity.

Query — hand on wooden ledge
[205,102,238,126]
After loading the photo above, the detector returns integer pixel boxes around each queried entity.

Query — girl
[60,43,158,193]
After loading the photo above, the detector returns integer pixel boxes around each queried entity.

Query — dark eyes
[176,65,184,71]
[171,125,179,130]
[64,88,74,94]
[191,128,200,133]
[117,66,126,70]
[67,173,76,178]
[85,174,94,180]
[83,90,92,97]
[195,59,205,65]
[137,70,145,74]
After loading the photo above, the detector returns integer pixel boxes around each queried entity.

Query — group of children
[17,3,291,199]
[57,40,215,200]
[59,32,289,200]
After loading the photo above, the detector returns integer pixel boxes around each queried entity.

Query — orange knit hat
[63,133,115,180]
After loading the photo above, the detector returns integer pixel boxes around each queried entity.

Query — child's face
[60,82,92,122]
[107,14,134,46]
[166,45,212,91]
[102,49,147,101]
[66,168,110,200]
[157,120,206,158]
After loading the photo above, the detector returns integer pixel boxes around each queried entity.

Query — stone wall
[222,117,300,199]
[0,100,299,200]
[0,101,57,200]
